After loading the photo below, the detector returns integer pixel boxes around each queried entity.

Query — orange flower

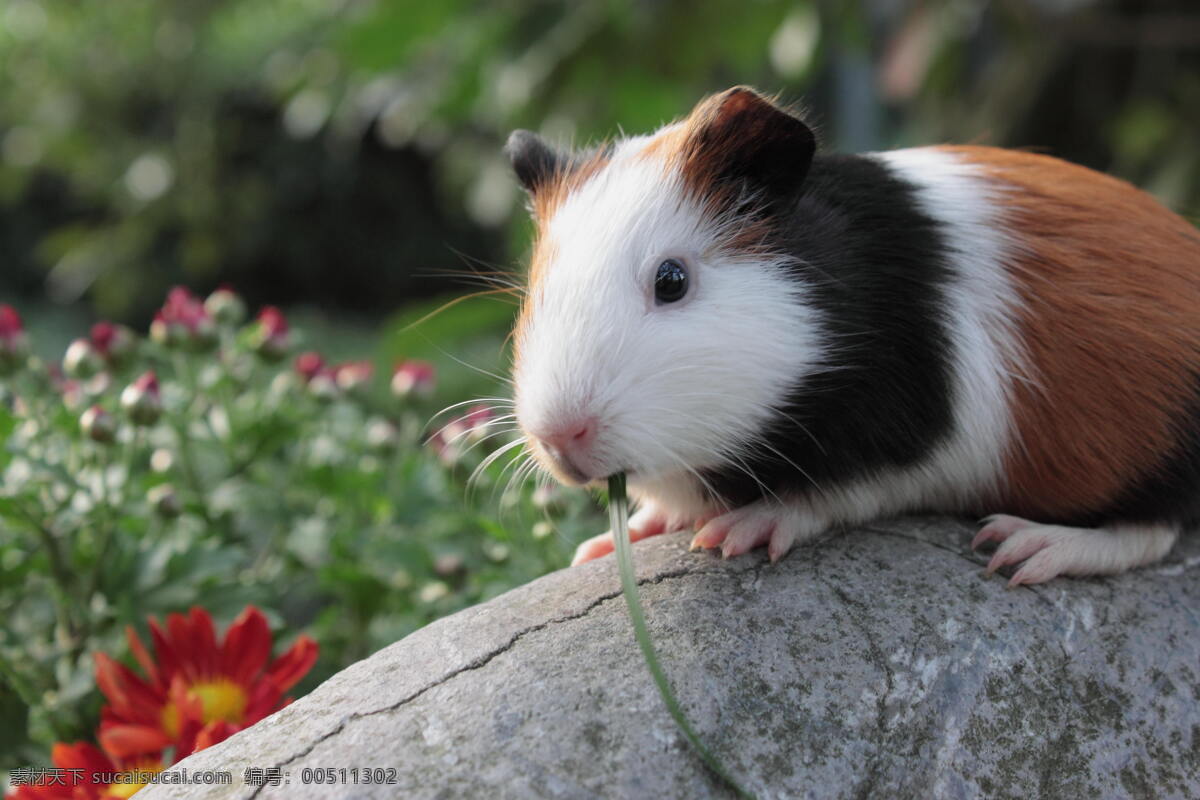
[6,742,162,800]
[94,606,317,761]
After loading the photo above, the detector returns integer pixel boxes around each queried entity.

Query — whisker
[427,397,514,425]
[469,437,528,487]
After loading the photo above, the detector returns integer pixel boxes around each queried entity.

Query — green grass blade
[607,472,755,799]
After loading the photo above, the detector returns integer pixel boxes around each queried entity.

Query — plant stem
[14,500,79,642]
[85,429,138,602]
[171,354,215,527]
[608,473,755,800]
[0,648,44,714]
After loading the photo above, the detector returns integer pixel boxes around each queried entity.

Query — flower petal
[125,625,160,688]
[263,635,318,693]
[193,720,238,753]
[187,606,220,677]
[94,653,164,726]
[51,741,113,773]
[166,612,199,682]
[148,616,182,685]
[98,723,170,759]
[241,674,283,724]
[220,606,272,687]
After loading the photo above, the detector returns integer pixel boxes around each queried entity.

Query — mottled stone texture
[139,517,1200,800]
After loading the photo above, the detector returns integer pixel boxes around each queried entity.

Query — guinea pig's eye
[653,258,689,305]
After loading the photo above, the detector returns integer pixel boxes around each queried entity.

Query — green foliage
[3,0,1198,323]
[0,288,600,768]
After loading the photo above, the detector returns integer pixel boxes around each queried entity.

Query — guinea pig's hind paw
[972,516,1179,586]
[971,514,1035,549]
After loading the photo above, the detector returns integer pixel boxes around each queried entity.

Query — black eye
[654,259,689,305]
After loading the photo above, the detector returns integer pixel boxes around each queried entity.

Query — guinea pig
[504,86,1200,586]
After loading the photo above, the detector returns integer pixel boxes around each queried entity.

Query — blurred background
[0,0,1197,340]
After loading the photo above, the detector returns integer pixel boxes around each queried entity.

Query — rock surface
[139,517,1200,800]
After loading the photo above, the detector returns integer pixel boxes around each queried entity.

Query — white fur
[979,514,1179,583]
[514,134,825,501]
[875,148,1026,502]
[790,148,1028,526]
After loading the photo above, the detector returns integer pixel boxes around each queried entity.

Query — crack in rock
[248,558,766,798]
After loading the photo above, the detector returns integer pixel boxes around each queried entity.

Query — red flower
[250,306,291,359]
[334,360,373,392]
[0,304,28,372]
[428,404,496,463]
[0,304,22,338]
[94,606,317,762]
[391,360,435,398]
[90,322,136,363]
[150,288,215,349]
[294,351,325,383]
[5,742,162,800]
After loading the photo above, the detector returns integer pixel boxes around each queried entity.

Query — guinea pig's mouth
[532,441,600,486]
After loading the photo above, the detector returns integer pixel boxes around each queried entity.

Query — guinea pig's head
[507,87,825,497]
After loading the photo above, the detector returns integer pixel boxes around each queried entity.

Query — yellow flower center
[106,760,162,798]
[161,678,248,738]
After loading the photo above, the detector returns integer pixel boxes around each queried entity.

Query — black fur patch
[703,154,956,506]
[1091,375,1200,528]
[505,129,560,195]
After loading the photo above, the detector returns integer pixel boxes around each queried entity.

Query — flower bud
[307,369,338,401]
[391,360,435,398]
[204,285,246,325]
[0,304,29,375]
[150,448,174,473]
[80,405,116,443]
[434,553,465,578]
[249,306,291,360]
[365,418,399,453]
[147,484,182,518]
[120,371,162,425]
[531,484,562,510]
[269,371,298,398]
[335,360,373,393]
[294,351,325,383]
[149,311,176,346]
[153,287,216,350]
[90,321,137,365]
[463,405,495,442]
[418,581,450,604]
[59,379,85,411]
[63,338,103,379]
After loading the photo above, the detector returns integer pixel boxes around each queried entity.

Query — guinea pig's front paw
[570,504,679,566]
[690,501,821,563]
[972,514,1179,586]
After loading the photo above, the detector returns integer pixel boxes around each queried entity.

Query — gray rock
[138,517,1200,800]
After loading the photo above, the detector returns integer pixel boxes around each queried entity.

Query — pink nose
[534,417,597,483]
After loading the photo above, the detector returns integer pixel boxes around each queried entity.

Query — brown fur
[635,88,807,255]
[949,146,1200,519]
[641,88,798,214]
[527,150,610,224]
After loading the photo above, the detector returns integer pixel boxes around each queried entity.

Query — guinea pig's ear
[682,87,816,203]
[505,130,561,197]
